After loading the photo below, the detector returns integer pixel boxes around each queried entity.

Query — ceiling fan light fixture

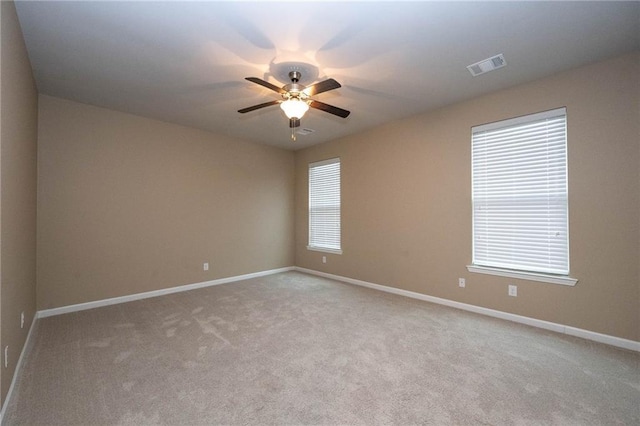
[280,98,309,119]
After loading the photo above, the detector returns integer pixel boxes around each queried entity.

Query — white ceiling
[15,1,640,150]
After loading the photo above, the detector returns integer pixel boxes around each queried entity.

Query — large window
[471,108,570,279]
[308,158,341,254]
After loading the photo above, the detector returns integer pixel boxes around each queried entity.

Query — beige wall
[37,95,295,310]
[0,0,38,404]
[295,53,640,342]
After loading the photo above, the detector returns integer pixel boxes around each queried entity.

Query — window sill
[466,265,578,286]
[307,246,343,255]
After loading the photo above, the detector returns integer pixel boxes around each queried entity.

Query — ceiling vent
[296,128,315,136]
[467,54,506,76]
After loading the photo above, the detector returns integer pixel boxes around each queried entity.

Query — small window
[308,158,341,254]
[471,108,569,276]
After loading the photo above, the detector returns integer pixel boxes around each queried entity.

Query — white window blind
[472,108,569,275]
[308,158,341,253]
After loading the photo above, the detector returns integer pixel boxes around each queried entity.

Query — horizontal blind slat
[309,159,341,250]
[472,109,569,275]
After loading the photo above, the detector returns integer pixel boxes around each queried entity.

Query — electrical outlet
[458,278,466,288]
[21,312,25,329]
[4,346,7,368]
[203,262,209,271]
[508,284,518,297]
[322,256,327,264]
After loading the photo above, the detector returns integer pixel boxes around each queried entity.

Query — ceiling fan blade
[309,100,351,118]
[245,77,286,94]
[302,78,341,96]
[238,100,281,114]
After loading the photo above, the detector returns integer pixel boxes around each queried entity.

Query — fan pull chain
[291,127,296,141]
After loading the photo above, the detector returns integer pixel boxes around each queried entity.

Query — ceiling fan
[238,71,350,138]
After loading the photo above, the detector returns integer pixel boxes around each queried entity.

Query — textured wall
[295,53,640,341]
[37,95,295,310]
[0,0,38,404]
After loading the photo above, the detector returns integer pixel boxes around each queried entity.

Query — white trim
[0,267,635,423]
[466,265,578,286]
[309,157,340,168]
[0,314,38,423]
[37,267,295,319]
[295,267,639,352]
[306,246,343,255]
[472,107,566,133]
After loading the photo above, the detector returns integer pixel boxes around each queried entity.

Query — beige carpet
[3,271,639,425]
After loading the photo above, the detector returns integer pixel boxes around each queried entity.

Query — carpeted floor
[2,271,639,425]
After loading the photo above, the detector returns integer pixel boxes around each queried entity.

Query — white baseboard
[295,267,640,352]
[37,266,295,319]
[3,265,636,421]
[0,313,38,423]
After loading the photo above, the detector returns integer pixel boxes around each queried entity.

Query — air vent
[296,128,315,136]
[467,54,506,76]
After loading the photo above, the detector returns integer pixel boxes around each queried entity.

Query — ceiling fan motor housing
[284,71,307,100]
[289,71,301,82]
